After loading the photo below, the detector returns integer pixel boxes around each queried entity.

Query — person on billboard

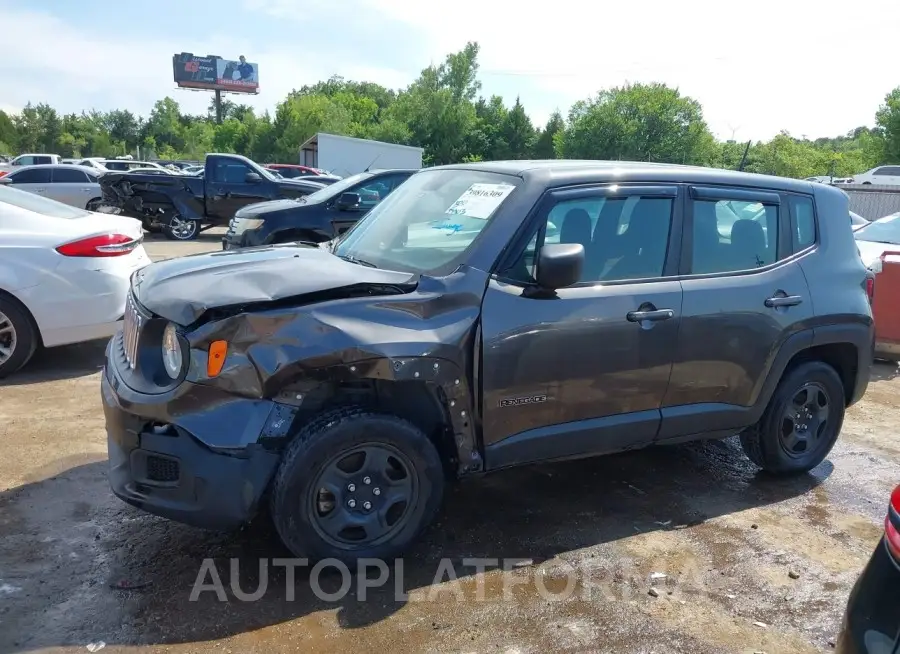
[237,56,255,82]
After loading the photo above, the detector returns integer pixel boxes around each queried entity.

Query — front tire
[740,361,845,474]
[163,215,200,241]
[0,296,38,379]
[270,407,444,564]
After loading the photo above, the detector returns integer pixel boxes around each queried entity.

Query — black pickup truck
[99,153,326,240]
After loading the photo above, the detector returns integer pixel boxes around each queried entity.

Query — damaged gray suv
[102,161,875,562]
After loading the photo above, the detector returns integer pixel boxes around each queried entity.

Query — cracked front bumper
[101,339,289,530]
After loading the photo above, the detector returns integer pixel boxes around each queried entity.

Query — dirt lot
[1,228,898,654]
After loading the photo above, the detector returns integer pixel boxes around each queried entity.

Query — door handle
[81,188,92,192]
[764,295,803,308]
[626,309,674,322]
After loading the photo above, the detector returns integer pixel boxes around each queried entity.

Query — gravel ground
[0,228,897,654]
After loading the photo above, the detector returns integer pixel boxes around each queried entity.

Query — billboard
[172,53,259,94]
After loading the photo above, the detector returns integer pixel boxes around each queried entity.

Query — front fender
[183,268,491,473]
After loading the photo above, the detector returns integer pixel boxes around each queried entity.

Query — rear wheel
[86,198,103,212]
[0,296,38,379]
[270,407,444,563]
[163,214,200,241]
[740,361,845,474]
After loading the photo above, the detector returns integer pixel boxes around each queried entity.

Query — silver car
[0,164,103,210]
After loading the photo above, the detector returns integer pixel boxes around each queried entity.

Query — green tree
[558,83,715,165]
[875,87,900,163]
[144,98,185,153]
[533,111,564,159]
[388,42,481,165]
[500,96,536,159]
[272,94,352,162]
[0,110,17,152]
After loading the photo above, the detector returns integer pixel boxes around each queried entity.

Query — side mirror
[336,192,362,211]
[0,177,11,185]
[245,172,262,183]
[535,243,584,289]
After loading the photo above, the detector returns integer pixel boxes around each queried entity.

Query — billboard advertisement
[172,53,259,94]
[216,57,259,92]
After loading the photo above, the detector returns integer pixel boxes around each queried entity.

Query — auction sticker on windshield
[445,183,515,219]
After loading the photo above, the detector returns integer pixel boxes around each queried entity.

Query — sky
[5,0,899,143]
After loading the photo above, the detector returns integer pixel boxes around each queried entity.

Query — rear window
[0,185,91,219]
[52,168,90,183]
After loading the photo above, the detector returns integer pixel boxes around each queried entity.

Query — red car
[265,164,340,184]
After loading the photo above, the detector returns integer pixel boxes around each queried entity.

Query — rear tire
[740,361,845,474]
[163,214,200,241]
[0,295,38,379]
[270,406,444,564]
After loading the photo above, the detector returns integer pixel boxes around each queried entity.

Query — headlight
[162,322,183,379]
[239,218,265,230]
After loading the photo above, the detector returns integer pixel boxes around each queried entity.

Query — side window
[691,199,778,274]
[355,175,407,208]
[51,168,89,183]
[211,162,252,184]
[9,168,51,184]
[789,195,816,251]
[15,156,34,166]
[33,156,52,165]
[881,166,900,177]
[507,194,674,284]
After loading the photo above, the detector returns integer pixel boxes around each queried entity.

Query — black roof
[430,159,821,194]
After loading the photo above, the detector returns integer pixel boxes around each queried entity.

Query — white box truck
[299,133,423,177]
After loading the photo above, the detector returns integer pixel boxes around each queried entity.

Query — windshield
[0,185,91,219]
[303,172,374,204]
[334,169,519,274]
[855,213,900,244]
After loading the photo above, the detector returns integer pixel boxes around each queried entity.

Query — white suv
[852,165,900,186]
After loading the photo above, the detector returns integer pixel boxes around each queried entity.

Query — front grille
[122,293,144,369]
[145,455,180,483]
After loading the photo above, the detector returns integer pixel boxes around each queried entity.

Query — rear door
[6,167,52,197]
[659,185,814,440]
[48,167,95,207]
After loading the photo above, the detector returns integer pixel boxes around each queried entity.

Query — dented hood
[132,244,417,325]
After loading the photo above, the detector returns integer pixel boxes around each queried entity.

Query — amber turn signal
[207,340,228,377]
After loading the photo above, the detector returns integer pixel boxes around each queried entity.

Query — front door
[480,185,685,469]
[206,160,270,221]
[658,186,814,439]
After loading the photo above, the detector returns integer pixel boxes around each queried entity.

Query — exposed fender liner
[275,357,484,476]
[289,356,481,475]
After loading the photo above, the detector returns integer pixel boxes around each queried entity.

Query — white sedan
[0,185,150,377]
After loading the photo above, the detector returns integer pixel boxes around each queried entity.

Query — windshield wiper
[337,253,377,268]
